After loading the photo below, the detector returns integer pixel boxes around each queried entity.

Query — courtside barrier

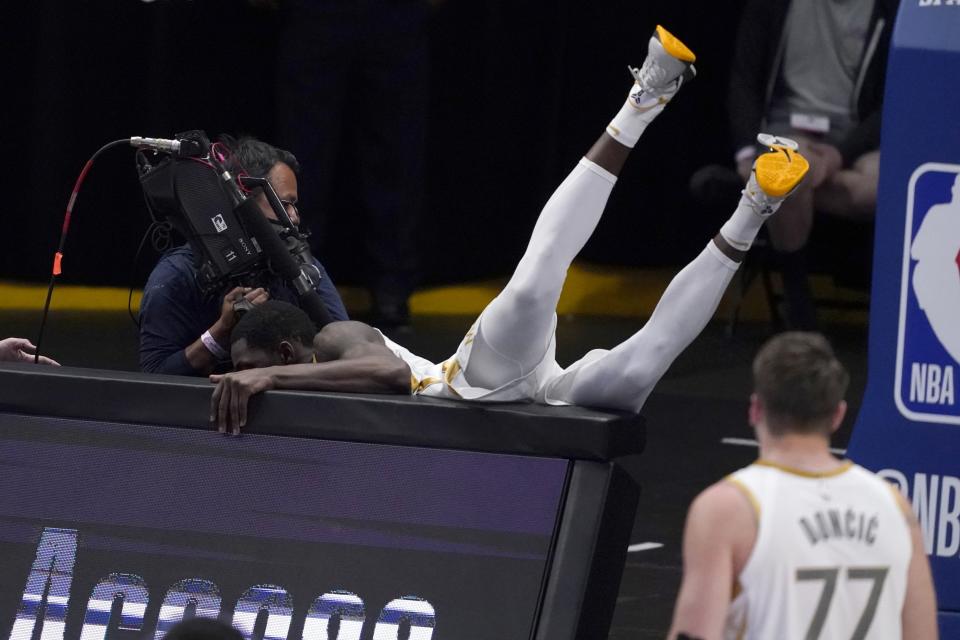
[0,363,643,640]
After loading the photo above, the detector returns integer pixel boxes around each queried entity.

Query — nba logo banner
[895,163,960,424]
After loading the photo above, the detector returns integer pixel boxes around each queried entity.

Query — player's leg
[462,26,697,390]
[544,136,810,411]
[763,132,818,252]
[763,132,820,329]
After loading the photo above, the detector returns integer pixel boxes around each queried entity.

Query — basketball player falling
[211,26,811,433]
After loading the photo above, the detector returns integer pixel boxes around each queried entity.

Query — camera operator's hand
[210,368,276,435]
[183,287,269,375]
[217,287,270,334]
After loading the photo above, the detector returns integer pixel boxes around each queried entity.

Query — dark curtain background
[1,0,744,289]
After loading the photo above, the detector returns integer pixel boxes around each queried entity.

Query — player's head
[750,331,849,438]
[222,135,302,226]
[162,617,243,640]
[230,301,316,370]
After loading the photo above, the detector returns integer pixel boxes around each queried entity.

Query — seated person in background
[667,332,937,640]
[728,0,897,328]
[0,338,59,366]
[209,27,811,433]
[138,136,348,376]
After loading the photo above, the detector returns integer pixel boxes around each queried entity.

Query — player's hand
[209,368,275,435]
[0,338,60,366]
[217,287,269,331]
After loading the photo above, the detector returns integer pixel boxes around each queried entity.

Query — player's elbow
[380,359,412,395]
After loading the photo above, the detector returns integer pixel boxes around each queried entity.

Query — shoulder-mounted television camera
[137,130,331,327]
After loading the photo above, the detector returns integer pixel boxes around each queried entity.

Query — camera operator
[139,136,348,376]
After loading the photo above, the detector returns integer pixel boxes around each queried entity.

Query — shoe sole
[755,146,810,198]
[655,25,696,63]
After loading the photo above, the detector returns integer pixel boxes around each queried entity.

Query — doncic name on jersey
[894,162,960,424]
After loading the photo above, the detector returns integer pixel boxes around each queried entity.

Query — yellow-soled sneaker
[606,24,697,147]
[627,24,697,111]
[743,134,810,216]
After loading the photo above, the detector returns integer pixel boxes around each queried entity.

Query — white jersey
[377,320,564,402]
[725,461,911,640]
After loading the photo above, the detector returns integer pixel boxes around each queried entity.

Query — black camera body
[137,130,332,327]
[138,131,264,294]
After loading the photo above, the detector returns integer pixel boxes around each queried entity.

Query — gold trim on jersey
[443,357,462,384]
[409,358,464,397]
[441,358,463,398]
[753,459,854,478]
[885,481,918,525]
[463,321,477,346]
[725,476,761,521]
[886,481,906,503]
[413,376,444,393]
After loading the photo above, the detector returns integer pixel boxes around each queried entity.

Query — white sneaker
[742,134,810,217]
[627,25,697,112]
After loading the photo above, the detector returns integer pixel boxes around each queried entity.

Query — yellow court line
[0,264,869,323]
[0,282,144,311]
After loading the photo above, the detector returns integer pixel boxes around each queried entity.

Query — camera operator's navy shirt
[139,245,348,375]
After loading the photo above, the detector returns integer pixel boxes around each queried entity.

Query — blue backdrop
[848,1,960,635]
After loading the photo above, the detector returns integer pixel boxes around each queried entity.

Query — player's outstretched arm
[667,482,755,640]
[895,491,939,640]
[210,322,411,435]
[270,353,411,396]
[210,356,411,435]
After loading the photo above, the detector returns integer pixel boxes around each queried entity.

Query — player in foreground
[667,332,938,640]
[210,26,811,433]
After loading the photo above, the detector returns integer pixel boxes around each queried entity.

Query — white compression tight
[543,242,738,412]
[462,155,740,413]
[462,158,616,390]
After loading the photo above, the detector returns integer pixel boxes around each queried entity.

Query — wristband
[201,330,230,360]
